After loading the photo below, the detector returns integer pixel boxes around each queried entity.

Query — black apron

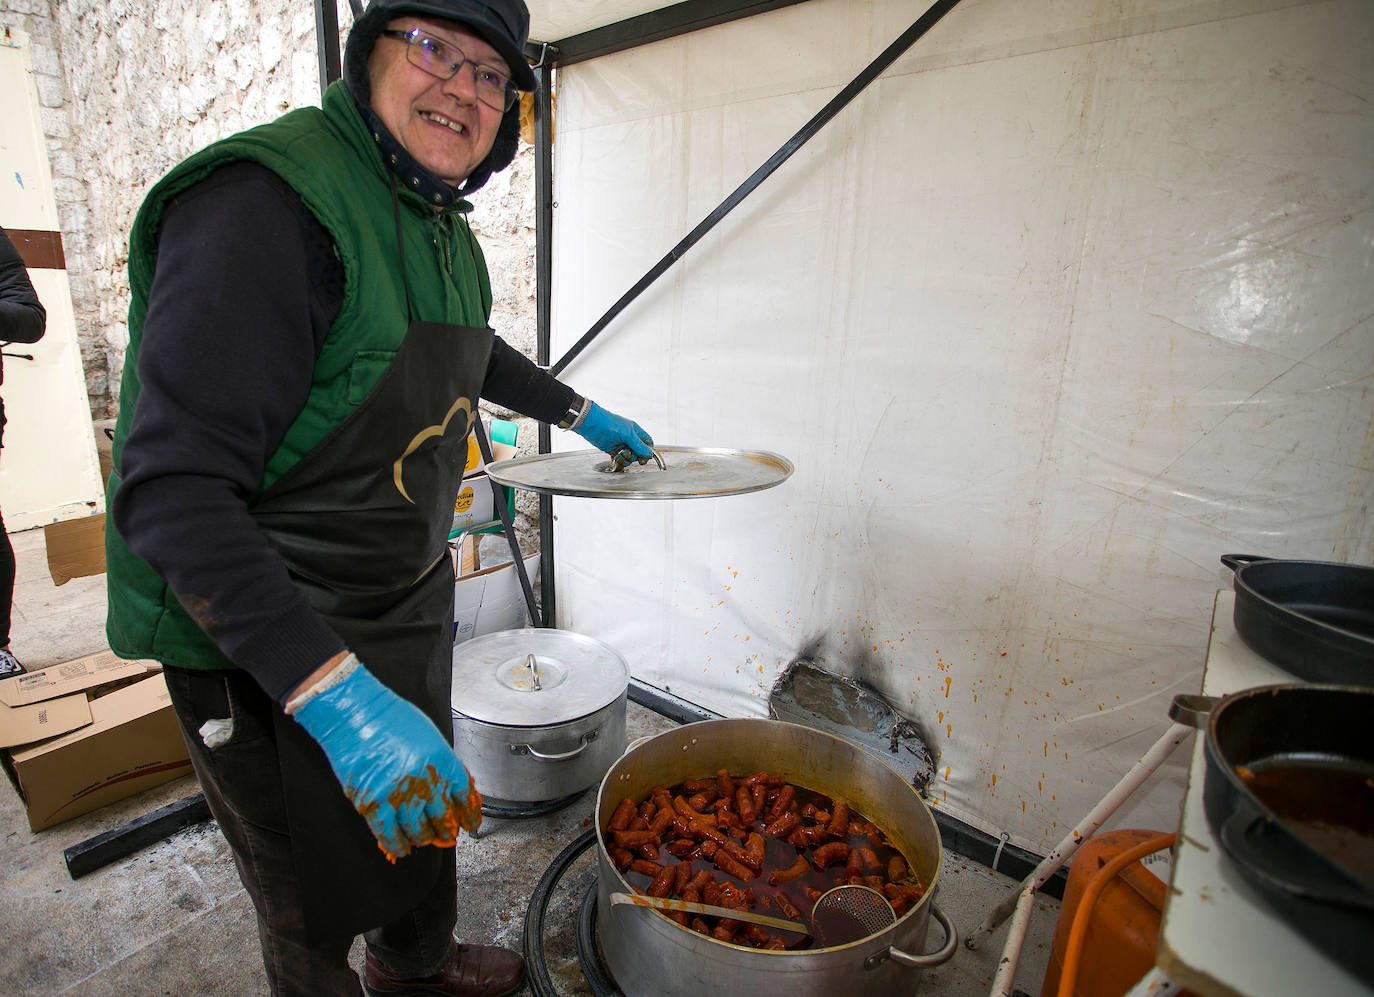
[250,312,493,941]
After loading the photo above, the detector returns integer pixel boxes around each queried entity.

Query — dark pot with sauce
[1174,684,1374,983]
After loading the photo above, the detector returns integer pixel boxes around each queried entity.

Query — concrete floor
[1,525,1059,995]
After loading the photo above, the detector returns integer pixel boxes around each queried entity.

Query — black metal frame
[533,53,559,625]
[526,1,823,624]
[524,0,809,68]
[314,0,342,100]
[547,0,958,379]
[313,0,796,108]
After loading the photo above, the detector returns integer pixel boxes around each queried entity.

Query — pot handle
[510,729,597,762]
[884,902,958,969]
[1168,693,1220,729]
[1220,553,1271,573]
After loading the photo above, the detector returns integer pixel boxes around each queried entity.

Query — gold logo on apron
[392,396,476,503]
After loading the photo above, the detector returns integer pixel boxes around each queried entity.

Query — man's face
[367,17,509,186]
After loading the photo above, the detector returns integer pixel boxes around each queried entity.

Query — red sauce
[610,777,921,949]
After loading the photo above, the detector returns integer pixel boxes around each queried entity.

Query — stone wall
[1,0,543,548]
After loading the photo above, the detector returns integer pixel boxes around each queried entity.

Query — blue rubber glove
[573,401,655,464]
[290,656,481,861]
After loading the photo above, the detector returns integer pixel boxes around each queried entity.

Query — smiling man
[105,1,654,994]
[370,21,513,184]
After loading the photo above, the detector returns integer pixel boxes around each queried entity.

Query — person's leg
[0,505,23,678]
[0,412,23,678]
[163,665,363,996]
[357,812,522,997]
[363,920,523,997]
[362,846,458,976]
[360,810,524,997]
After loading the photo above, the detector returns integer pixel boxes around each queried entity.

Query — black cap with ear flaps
[345,0,536,95]
[344,0,534,197]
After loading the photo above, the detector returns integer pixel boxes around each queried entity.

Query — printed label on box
[0,650,155,708]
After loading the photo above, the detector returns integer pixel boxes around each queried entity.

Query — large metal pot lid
[451,627,629,727]
[484,446,793,500]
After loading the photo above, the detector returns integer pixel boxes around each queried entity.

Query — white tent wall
[541,0,1374,852]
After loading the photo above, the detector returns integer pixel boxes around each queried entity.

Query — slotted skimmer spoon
[811,884,898,946]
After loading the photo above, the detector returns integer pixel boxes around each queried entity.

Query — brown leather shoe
[363,944,525,997]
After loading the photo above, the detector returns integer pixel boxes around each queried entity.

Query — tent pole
[549,0,962,377]
[532,53,559,626]
[314,0,342,98]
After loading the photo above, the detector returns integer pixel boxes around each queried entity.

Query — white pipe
[1122,967,1183,996]
[965,721,1193,950]
[988,884,1037,997]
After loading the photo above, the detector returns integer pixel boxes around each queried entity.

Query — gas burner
[524,829,622,996]
[478,788,588,823]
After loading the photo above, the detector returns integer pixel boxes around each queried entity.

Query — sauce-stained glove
[573,401,655,464]
[288,654,481,862]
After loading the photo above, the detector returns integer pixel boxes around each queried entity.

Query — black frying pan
[1172,684,1374,983]
[1221,554,1374,686]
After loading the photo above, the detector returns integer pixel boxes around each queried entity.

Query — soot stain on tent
[768,654,936,798]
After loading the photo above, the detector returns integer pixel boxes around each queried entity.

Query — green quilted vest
[105,82,492,669]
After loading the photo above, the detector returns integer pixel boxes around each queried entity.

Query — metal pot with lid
[452,628,629,805]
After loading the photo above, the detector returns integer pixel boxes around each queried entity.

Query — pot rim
[595,716,942,954]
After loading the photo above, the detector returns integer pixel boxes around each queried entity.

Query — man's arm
[482,340,654,462]
[0,227,46,345]
[112,163,348,703]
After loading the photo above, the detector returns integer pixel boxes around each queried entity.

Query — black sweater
[113,162,571,697]
[0,225,47,446]
[0,226,46,348]
[0,225,48,386]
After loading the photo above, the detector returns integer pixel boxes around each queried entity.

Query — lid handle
[525,653,542,690]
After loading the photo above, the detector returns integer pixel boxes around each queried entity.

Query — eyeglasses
[380,28,520,112]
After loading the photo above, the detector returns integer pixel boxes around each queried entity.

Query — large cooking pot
[1221,553,1374,686]
[1172,684,1374,983]
[594,717,957,996]
[452,628,628,805]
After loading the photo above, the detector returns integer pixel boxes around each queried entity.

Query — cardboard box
[450,533,479,576]
[0,649,151,709]
[40,420,118,586]
[94,418,116,486]
[0,651,191,832]
[453,553,540,644]
[43,512,106,585]
[0,694,93,750]
[452,474,498,532]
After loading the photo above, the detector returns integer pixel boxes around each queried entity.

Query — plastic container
[453,418,518,539]
[1041,829,1190,997]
